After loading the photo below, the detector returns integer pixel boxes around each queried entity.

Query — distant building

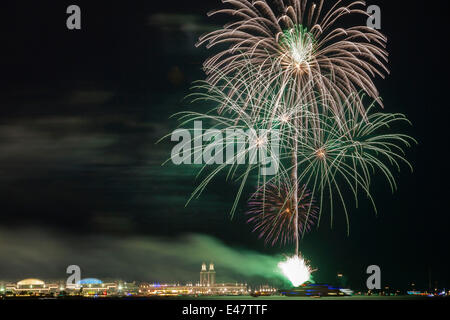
[1,263,251,298]
[5,279,59,295]
[74,278,137,296]
[208,263,216,286]
[200,262,208,286]
[200,262,216,286]
[1,278,138,297]
[139,263,248,296]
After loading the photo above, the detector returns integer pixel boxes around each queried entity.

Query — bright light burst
[278,254,315,287]
[279,25,316,76]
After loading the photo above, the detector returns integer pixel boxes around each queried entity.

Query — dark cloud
[148,13,217,33]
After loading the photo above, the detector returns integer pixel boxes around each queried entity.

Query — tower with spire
[208,263,216,286]
[200,262,216,286]
[200,262,208,286]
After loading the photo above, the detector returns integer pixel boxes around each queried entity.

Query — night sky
[0,0,449,290]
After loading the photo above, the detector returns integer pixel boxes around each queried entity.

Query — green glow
[279,25,316,72]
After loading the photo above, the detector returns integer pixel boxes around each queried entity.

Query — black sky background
[0,1,449,290]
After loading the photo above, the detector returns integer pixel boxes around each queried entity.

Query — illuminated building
[1,278,138,297]
[139,282,248,296]
[5,279,60,295]
[74,279,138,296]
[77,278,113,296]
[139,263,248,296]
[1,263,251,298]
[200,262,216,286]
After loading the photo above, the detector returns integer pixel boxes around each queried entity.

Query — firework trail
[247,181,318,246]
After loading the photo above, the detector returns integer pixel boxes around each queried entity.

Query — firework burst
[247,182,318,246]
[197,0,389,120]
[294,99,416,232]
[162,65,415,235]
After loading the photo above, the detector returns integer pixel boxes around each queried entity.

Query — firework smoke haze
[0,228,287,284]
